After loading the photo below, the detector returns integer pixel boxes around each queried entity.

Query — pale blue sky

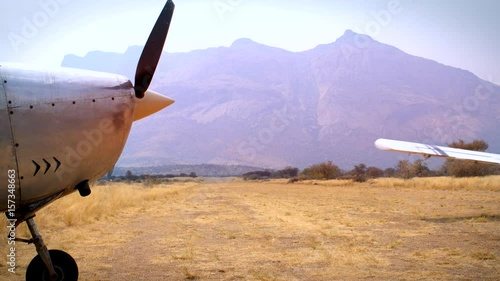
[0,0,498,83]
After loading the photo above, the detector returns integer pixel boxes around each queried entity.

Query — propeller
[132,0,176,122]
[134,0,175,99]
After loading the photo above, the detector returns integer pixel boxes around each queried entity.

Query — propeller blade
[134,0,175,99]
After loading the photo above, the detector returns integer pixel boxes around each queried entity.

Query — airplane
[375,138,500,165]
[1,1,175,280]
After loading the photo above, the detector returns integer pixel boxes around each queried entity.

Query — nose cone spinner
[133,90,174,121]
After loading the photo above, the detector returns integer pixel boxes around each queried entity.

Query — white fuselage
[0,64,136,212]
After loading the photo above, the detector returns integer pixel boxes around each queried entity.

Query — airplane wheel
[26,249,78,281]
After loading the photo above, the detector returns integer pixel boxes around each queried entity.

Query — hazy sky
[0,0,498,83]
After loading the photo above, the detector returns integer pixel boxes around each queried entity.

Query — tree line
[242,139,500,182]
[116,170,198,182]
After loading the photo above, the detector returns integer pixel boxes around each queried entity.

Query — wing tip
[374,138,391,151]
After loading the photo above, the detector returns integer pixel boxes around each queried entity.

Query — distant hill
[62,30,500,169]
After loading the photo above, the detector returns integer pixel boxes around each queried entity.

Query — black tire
[26,249,78,281]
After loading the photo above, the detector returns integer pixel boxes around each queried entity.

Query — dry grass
[0,182,195,280]
[371,176,500,191]
[0,177,498,280]
[1,182,195,229]
[274,176,500,191]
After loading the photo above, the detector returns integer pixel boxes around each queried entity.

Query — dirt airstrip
[0,178,499,280]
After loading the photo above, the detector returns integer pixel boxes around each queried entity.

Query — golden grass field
[0,176,499,280]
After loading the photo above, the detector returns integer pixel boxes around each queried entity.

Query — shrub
[412,159,431,177]
[444,139,497,177]
[242,170,272,181]
[301,161,341,180]
[396,160,413,179]
[383,167,396,177]
[351,163,367,182]
[366,166,384,178]
[272,167,299,178]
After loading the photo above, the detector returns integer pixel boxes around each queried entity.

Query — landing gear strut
[16,216,78,281]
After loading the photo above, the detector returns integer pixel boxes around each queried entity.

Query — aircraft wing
[375,138,500,165]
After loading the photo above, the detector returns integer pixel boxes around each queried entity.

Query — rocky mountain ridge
[62,30,500,169]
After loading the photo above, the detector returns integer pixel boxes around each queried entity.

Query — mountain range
[62,30,500,169]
